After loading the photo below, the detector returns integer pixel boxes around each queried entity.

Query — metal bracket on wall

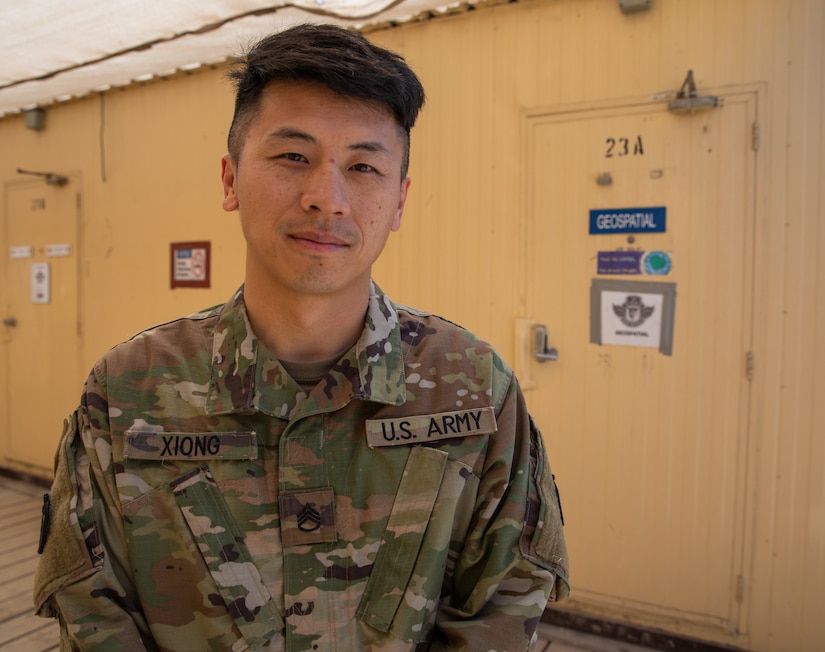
[16,168,68,186]
[668,70,720,114]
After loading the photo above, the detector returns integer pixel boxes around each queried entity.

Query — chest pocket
[121,466,283,650]
[171,467,284,645]
[356,446,478,643]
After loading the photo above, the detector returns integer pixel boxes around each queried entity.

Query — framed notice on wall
[590,278,677,356]
[170,241,211,289]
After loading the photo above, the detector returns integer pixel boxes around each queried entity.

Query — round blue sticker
[643,251,672,275]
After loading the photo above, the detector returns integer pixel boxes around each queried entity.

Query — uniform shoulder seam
[121,303,223,344]
[393,302,469,332]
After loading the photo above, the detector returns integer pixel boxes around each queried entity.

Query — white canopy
[0,0,474,117]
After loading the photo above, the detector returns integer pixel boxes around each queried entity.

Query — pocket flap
[171,466,283,646]
[356,446,448,632]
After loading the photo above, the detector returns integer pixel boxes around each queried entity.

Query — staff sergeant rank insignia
[279,489,337,546]
[366,407,497,447]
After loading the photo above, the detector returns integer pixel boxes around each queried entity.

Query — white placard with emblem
[31,262,50,304]
[600,290,663,349]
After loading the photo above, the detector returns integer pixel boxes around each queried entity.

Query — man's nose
[300,163,351,216]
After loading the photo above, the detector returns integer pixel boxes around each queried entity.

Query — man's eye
[281,152,307,163]
[351,163,377,173]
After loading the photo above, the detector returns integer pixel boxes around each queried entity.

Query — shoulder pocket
[520,416,570,600]
[34,411,102,615]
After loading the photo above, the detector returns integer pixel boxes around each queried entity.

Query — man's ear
[392,177,411,232]
[221,154,239,212]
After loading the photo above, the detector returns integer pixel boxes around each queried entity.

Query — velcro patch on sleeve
[124,431,258,460]
[366,407,497,447]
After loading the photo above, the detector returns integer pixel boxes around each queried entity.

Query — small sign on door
[9,246,33,259]
[170,241,211,289]
[589,206,667,235]
[590,278,677,355]
[31,262,50,304]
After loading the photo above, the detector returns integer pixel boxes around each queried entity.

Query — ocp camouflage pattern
[34,283,569,651]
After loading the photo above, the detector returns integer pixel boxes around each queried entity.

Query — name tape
[366,407,497,447]
[124,431,258,460]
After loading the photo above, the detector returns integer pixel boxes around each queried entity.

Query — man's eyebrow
[349,140,390,156]
[266,128,390,155]
[267,127,316,143]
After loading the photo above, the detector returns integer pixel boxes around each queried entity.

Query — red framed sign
[170,241,211,289]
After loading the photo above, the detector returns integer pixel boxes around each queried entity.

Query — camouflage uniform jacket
[34,283,569,651]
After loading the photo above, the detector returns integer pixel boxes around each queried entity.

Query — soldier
[34,23,568,651]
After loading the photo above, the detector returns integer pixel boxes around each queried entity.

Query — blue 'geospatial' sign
[589,206,666,234]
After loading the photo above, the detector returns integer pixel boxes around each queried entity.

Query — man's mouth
[289,231,350,251]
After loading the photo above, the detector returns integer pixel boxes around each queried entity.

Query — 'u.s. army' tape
[366,407,497,447]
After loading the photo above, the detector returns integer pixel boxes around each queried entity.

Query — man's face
[221,82,410,301]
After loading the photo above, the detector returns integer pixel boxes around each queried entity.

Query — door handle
[533,325,558,362]
[2,317,16,327]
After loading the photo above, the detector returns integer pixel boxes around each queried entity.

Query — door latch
[533,325,558,362]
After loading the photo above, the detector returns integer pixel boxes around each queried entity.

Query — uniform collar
[205,282,407,419]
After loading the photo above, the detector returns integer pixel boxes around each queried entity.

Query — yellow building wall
[75,70,243,355]
[1,68,243,471]
[0,0,822,650]
[368,2,824,650]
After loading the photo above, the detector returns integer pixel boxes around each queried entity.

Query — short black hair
[226,24,426,177]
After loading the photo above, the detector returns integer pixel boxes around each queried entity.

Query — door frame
[2,175,83,475]
[517,84,766,647]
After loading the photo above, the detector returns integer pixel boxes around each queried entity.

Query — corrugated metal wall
[0,0,822,649]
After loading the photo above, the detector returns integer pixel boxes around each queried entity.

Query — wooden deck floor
[0,473,636,652]
[0,475,58,650]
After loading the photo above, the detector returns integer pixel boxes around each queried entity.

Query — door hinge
[752,122,760,151]
[735,574,745,603]
[746,351,755,381]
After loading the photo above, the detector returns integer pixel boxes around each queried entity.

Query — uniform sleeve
[429,377,569,651]
[33,371,154,650]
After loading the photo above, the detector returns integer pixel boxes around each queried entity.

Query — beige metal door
[521,90,757,638]
[3,179,80,472]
